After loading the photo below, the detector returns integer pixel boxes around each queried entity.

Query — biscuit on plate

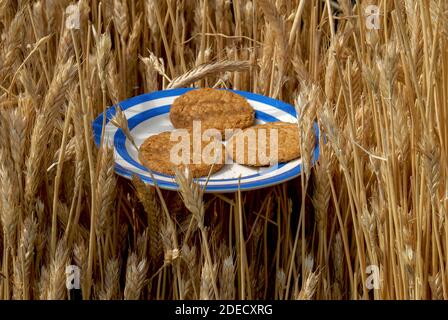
[138,130,225,177]
[228,122,302,166]
[169,88,255,133]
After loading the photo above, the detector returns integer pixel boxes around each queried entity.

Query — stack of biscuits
[138,88,302,177]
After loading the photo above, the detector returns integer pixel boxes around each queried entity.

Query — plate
[92,88,320,192]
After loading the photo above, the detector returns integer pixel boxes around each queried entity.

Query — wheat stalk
[24,59,76,212]
[16,216,38,300]
[132,175,163,269]
[95,146,116,238]
[175,167,220,299]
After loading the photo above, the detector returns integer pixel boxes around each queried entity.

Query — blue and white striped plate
[92,88,320,192]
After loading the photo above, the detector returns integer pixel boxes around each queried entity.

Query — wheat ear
[167,60,251,89]
[124,253,148,300]
[110,105,138,150]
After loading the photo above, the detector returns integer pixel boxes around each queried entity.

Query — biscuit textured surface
[228,122,302,166]
[138,130,225,177]
[169,88,255,132]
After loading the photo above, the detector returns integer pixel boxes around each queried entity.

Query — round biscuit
[228,122,303,166]
[138,130,225,177]
[169,88,255,133]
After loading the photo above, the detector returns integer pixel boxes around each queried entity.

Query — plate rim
[92,88,320,193]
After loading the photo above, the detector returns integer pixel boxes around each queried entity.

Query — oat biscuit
[169,88,255,133]
[228,122,302,166]
[138,130,225,177]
